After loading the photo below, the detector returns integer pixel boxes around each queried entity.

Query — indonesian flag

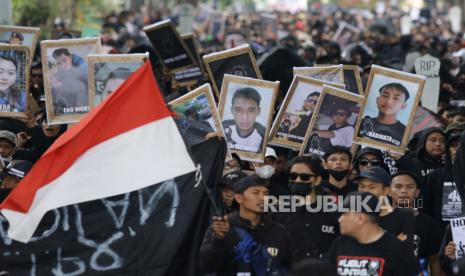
[0,62,196,243]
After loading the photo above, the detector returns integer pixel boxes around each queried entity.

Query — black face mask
[328,169,350,181]
[289,181,313,197]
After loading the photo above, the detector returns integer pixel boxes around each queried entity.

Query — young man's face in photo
[232,96,260,135]
[331,108,349,125]
[103,77,125,95]
[376,87,407,117]
[9,37,22,45]
[304,94,319,111]
[55,53,73,70]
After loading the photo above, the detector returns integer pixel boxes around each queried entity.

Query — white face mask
[255,165,275,179]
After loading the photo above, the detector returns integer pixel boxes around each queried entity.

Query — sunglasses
[289,172,317,181]
[332,111,347,117]
[359,159,380,166]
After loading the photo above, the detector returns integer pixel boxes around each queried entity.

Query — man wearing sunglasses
[353,147,389,177]
[358,82,409,147]
[309,105,354,155]
[288,92,320,142]
[271,155,340,265]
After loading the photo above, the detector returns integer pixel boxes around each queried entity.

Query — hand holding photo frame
[293,65,345,86]
[300,85,363,157]
[169,83,231,159]
[218,75,279,163]
[353,65,426,154]
[41,37,102,125]
[88,53,146,108]
[0,44,30,117]
[203,44,262,98]
[268,76,344,150]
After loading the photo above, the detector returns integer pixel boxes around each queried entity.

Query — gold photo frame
[41,37,103,125]
[88,53,146,109]
[300,85,364,156]
[218,74,279,163]
[268,76,344,150]
[169,83,232,159]
[0,44,30,118]
[143,19,197,73]
[203,44,262,98]
[332,22,361,49]
[174,33,206,88]
[353,65,426,154]
[342,65,364,95]
[293,65,345,85]
[0,25,40,62]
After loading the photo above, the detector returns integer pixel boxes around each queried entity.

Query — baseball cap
[0,130,17,147]
[354,167,390,187]
[220,170,247,188]
[233,175,268,193]
[265,147,277,159]
[1,160,32,179]
[342,191,380,217]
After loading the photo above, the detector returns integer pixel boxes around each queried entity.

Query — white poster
[449,6,462,33]
[450,217,465,258]
[415,54,440,112]
[400,15,412,35]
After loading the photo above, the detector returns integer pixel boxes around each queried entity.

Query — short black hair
[232,87,261,107]
[107,67,132,81]
[390,171,420,188]
[379,83,409,101]
[10,32,24,41]
[324,145,353,162]
[308,91,320,98]
[331,105,351,117]
[52,48,71,59]
[288,154,326,177]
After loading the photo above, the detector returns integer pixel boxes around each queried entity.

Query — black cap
[354,167,390,187]
[343,191,380,217]
[220,171,247,189]
[233,175,268,193]
[1,160,32,179]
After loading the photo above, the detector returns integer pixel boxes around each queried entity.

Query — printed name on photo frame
[277,132,303,141]
[366,131,401,146]
[229,143,259,152]
[165,54,188,64]
[308,148,325,156]
[63,106,90,113]
[0,104,11,112]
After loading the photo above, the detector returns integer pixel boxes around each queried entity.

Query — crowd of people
[2,2,465,275]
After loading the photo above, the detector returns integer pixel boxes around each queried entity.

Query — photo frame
[224,28,250,49]
[169,83,231,159]
[332,22,361,49]
[143,19,197,72]
[269,76,345,150]
[209,11,225,42]
[343,65,364,95]
[174,33,206,87]
[0,44,30,117]
[353,65,426,154]
[218,74,279,163]
[203,44,262,98]
[41,37,103,125]
[293,65,345,86]
[300,85,364,157]
[260,13,278,41]
[0,25,40,61]
[50,30,82,40]
[88,53,146,108]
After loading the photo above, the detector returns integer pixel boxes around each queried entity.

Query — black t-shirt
[414,212,442,259]
[358,117,406,147]
[379,208,415,252]
[326,233,420,276]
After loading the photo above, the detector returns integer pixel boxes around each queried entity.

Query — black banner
[0,136,226,275]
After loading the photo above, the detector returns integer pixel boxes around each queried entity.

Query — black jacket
[353,147,390,174]
[454,131,465,208]
[199,212,292,276]
[414,127,445,177]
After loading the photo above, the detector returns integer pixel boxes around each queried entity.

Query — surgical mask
[289,181,313,197]
[328,169,350,181]
[255,165,275,179]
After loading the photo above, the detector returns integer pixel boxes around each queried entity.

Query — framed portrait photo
[174,33,206,87]
[293,65,345,86]
[0,25,39,61]
[332,22,361,49]
[353,65,426,154]
[268,76,345,150]
[0,44,30,117]
[342,65,364,95]
[169,83,231,159]
[218,75,279,163]
[224,28,250,50]
[143,19,196,73]
[203,44,262,98]
[209,11,226,42]
[88,53,146,108]
[41,37,102,125]
[260,13,278,41]
[300,85,364,157]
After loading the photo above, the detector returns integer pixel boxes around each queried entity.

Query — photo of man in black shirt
[358,82,410,147]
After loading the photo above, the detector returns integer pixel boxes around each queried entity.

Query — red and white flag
[0,62,196,243]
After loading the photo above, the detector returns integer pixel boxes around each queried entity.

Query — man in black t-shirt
[326,191,420,275]
[358,83,409,147]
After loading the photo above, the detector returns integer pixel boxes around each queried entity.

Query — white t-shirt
[329,126,354,147]
[226,125,263,152]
